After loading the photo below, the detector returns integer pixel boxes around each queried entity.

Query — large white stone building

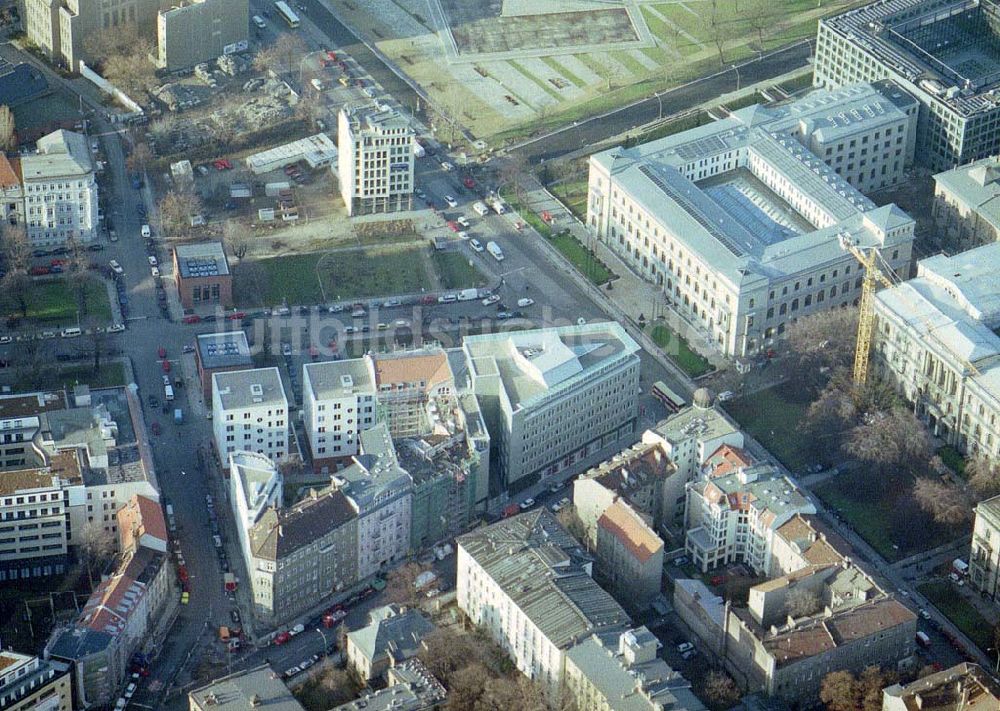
[302,358,378,473]
[456,510,631,703]
[21,130,99,247]
[463,322,641,494]
[212,368,289,466]
[337,106,414,216]
[814,0,1000,170]
[872,242,1000,463]
[970,495,1000,603]
[588,82,918,357]
[932,157,1000,250]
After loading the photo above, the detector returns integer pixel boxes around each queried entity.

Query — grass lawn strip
[507,60,562,101]
[541,57,585,88]
[4,279,112,324]
[548,231,613,286]
[433,251,487,290]
[649,324,714,378]
[918,581,992,652]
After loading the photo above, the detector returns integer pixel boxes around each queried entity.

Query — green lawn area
[649,323,714,378]
[548,231,614,286]
[813,470,965,562]
[433,251,488,290]
[549,179,588,221]
[508,60,561,100]
[722,382,812,470]
[241,245,434,306]
[5,361,127,393]
[3,279,111,325]
[937,445,967,478]
[918,581,993,652]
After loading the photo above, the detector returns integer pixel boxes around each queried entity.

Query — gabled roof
[250,488,356,561]
[348,605,435,668]
[373,351,452,391]
[597,500,663,563]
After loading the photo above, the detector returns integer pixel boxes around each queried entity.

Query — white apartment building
[932,157,1000,250]
[463,322,641,494]
[212,368,289,466]
[228,451,281,566]
[0,466,72,583]
[302,358,378,473]
[337,106,414,216]
[456,510,631,703]
[814,0,1000,170]
[21,130,99,247]
[645,389,744,482]
[684,462,816,574]
[333,424,412,579]
[872,242,1000,463]
[588,82,917,357]
[970,495,1000,602]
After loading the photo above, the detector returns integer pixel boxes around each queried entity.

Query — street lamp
[315,626,329,656]
[732,64,741,92]
[655,92,664,121]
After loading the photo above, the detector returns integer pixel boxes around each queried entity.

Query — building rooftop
[117,494,168,552]
[335,423,412,511]
[935,156,1000,235]
[333,659,446,711]
[875,241,1000,396]
[0,468,60,496]
[373,350,453,391]
[0,390,66,422]
[189,665,305,711]
[566,629,706,711]
[651,404,740,447]
[597,500,663,563]
[174,241,230,279]
[213,368,287,411]
[343,105,414,135]
[197,331,252,370]
[821,0,1000,117]
[774,514,853,568]
[80,548,166,638]
[250,487,356,561]
[464,322,639,411]
[246,133,337,172]
[694,463,812,522]
[304,358,375,400]
[592,81,915,289]
[883,662,1000,711]
[703,444,756,478]
[21,130,93,180]
[977,494,1000,529]
[348,605,435,671]
[457,510,631,649]
[231,451,280,523]
[581,438,676,498]
[0,651,69,705]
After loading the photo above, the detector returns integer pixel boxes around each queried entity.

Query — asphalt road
[509,40,814,163]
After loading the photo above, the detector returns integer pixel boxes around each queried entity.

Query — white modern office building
[463,322,641,494]
[872,242,1000,464]
[21,130,99,247]
[337,106,414,216]
[212,368,289,466]
[588,82,918,357]
[814,0,1000,170]
[302,358,378,473]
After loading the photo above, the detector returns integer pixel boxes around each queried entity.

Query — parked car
[469,239,484,252]
[517,298,535,307]
[519,498,535,510]
[482,294,501,306]
[444,195,458,208]
[109,260,124,275]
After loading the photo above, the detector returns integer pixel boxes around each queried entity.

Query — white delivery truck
[472,201,489,216]
[486,241,504,261]
[489,198,506,215]
[457,288,479,301]
[412,139,426,158]
[164,384,175,401]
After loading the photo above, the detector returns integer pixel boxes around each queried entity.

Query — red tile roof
[597,500,663,563]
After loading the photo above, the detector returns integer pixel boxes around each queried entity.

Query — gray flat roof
[175,241,229,278]
[189,665,304,711]
[21,130,93,180]
[934,156,1000,235]
[304,358,375,400]
[213,368,287,411]
[197,331,251,370]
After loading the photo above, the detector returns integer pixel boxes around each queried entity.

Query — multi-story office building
[684,459,815,574]
[646,390,744,483]
[246,487,358,624]
[302,358,378,473]
[334,424,412,579]
[456,510,631,703]
[228,451,281,566]
[872,242,1000,462]
[564,628,705,711]
[970,495,1000,602]
[595,500,664,610]
[21,130,98,247]
[155,0,249,71]
[0,464,74,583]
[0,650,72,711]
[814,0,1000,170]
[588,83,917,357]
[932,157,1000,250]
[212,368,289,466]
[24,0,161,71]
[463,322,641,494]
[337,106,414,216]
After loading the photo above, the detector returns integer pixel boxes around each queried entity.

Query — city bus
[274,0,300,28]
[651,381,686,414]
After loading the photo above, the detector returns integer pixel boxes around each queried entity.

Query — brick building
[173,241,232,310]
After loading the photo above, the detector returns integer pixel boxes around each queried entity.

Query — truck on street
[457,288,478,301]
[486,241,504,261]
[473,201,489,216]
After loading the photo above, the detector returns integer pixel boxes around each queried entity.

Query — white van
[472,201,489,216]
[60,327,82,338]
[141,224,151,238]
[253,15,267,28]
[164,384,175,401]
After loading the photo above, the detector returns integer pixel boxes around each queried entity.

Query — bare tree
[126,142,153,173]
[477,675,546,711]
[445,662,488,711]
[0,223,31,320]
[784,587,821,617]
[148,115,177,146]
[913,478,973,526]
[842,407,933,475]
[783,308,860,393]
[968,456,1000,500]
[556,504,588,545]
[708,3,727,66]
[90,27,158,100]
[700,670,741,708]
[820,670,860,711]
[158,189,203,239]
[293,659,355,710]
[254,34,307,77]
[0,105,16,152]
[384,561,430,606]
[222,220,251,261]
[78,521,117,588]
[745,0,773,51]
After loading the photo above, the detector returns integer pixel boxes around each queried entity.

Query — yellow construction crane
[838,235,898,386]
